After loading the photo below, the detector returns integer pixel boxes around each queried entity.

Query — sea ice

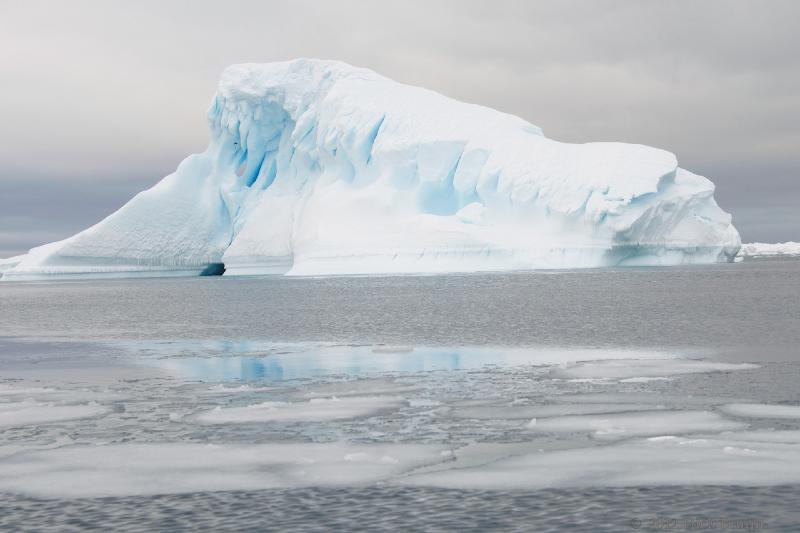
[551,359,758,380]
[195,396,406,424]
[526,410,745,439]
[0,442,445,498]
[453,403,663,420]
[400,434,800,489]
[738,242,800,258]
[720,403,800,419]
[301,378,421,398]
[715,430,800,443]
[202,384,277,395]
[0,401,108,428]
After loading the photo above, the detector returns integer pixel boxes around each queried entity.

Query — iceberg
[2,59,741,280]
[737,241,800,259]
[0,254,26,275]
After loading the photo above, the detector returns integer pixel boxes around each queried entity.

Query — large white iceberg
[3,59,740,280]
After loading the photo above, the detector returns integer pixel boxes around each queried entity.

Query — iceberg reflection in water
[137,342,678,383]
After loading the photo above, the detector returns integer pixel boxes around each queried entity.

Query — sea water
[0,259,799,531]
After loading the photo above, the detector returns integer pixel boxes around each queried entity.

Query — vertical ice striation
[3,59,740,280]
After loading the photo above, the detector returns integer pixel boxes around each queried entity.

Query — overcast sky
[1,0,798,257]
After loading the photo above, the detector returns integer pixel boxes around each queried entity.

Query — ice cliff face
[3,59,740,280]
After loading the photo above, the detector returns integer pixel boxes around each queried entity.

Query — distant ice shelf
[737,242,800,259]
[2,59,741,281]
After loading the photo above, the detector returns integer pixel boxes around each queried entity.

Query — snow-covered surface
[202,384,276,395]
[0,383,113,427]
[7,432,800,497]
[551,359,758,380]
[0,401,107,428]
[453,403,663,419]
[0,442,446,498]
[2,59,740,280]
[2,345,799,498]
[195,396,406,424]
[401,434,800,489]
[526,410,745,439]
[738,242,800,258]
[720,403,800,419]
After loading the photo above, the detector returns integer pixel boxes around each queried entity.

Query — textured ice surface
[401,435,800,489]
[453,403,663,420]
[526,410,745,439]
[195,396,406,424]
[0,345,797,499]
[720,403,800,419]
[738,242,800,258]
[0,443,445,498]
[0,401,107,428]
[202,384,276,395]
[716,430,800,443]
[551,359,758,380]
[3,59,740,280]
[302,379,421,398]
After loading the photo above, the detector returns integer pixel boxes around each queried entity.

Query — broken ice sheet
[526,410,745,439]
[0,442,446,498]
[0,401,108,428]
[399,434,800,489]
[720,403,800,419]
[195,396,407,424]
[551,359,758,380]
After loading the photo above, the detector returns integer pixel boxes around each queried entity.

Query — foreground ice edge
[3,58,740,280]
[6,433,800,498]
[3,353,800,497]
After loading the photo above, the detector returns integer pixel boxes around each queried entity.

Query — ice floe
[715,430,800,443]
[719,403,800,419]
[400,435,800,489]
[551,359,758,380]
[301,378,421,398]
[195,396,406,424]
[202,384,277,395]
[738,241,800,258]
[0,442,445,498]
[527,410,745,439]
[0,400,107,428]
[453,403,663,420]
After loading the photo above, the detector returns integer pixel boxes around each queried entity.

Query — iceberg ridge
[3,59,740,280]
